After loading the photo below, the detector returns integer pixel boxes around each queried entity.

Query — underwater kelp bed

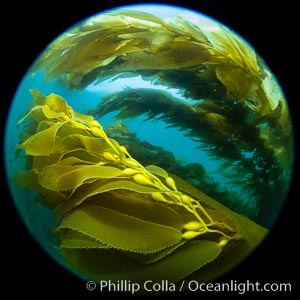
[31,9,294,228]
[14,90,267,286]
[8,6,294,292]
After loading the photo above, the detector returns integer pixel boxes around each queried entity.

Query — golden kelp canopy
[15,91,267,286]
[33,9,287,120]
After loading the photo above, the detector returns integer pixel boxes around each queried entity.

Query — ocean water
[6,70,246,202]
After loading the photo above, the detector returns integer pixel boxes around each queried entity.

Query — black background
[1,0,298,298]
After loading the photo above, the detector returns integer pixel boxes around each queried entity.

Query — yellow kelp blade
[38,164,124,191]
[125,240,186,264]
[145,165,169,178]
[18,105,65,124]
[87,190,184,231]
[57,204,182,253]
[62,240,222,284]
[186,238,252,283]
[59,229,110,249]
[18,122,63,156]
[59,229,185,264]
[55,134,108,154]
[54,178,161,218]
[58,149,103,164]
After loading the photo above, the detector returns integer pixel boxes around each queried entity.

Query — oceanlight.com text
[186,280,292,294]
[86,279,292,294]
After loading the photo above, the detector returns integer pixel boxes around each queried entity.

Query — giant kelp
[14,91,267,287]
[32,9,289,118]
[91,87,291,227]
[104,122,254,222]
[31,9,293,227]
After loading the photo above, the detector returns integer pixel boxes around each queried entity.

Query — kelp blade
[57,204,182,253]
[62,240,222,284]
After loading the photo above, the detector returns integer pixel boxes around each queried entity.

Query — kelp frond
[90,87,292,227]
[14,90,267,284]
[32,9,288,119]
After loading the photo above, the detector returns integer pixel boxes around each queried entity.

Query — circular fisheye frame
[4,4,294,294]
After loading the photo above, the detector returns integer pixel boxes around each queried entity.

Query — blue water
[7,71,229,183]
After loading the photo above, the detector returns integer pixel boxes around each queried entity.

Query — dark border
[1,0,298,297]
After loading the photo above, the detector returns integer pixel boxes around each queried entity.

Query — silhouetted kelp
[90,87,292,227]
[14,90,268,288]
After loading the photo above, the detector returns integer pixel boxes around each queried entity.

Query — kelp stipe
[14,90,268,288]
